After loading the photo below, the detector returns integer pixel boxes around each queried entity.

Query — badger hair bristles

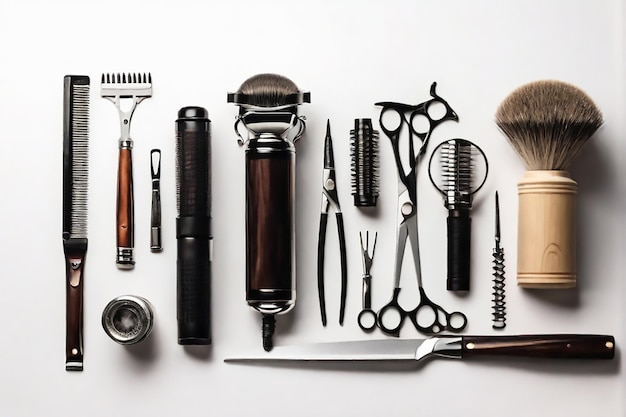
[236,73,301,108]
[495,80,603,171]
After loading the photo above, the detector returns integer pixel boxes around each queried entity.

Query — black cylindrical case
[175,106,212,345]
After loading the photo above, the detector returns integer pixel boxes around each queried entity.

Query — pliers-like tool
[317,120,348,326]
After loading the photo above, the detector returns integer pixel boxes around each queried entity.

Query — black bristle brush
[495,80,603,289]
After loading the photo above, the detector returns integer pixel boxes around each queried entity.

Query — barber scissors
[317,120,348,326]
[374,82,467,337]
[357,231,378,332]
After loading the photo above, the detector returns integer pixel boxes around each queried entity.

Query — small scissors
[317,120,348,326]
[357,231,378,332]
[374,83,467,337]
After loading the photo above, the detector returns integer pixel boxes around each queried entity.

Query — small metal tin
[102,295,154,345]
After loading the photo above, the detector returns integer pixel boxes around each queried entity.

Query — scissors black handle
[358,309,377,332]
[376,288,407,337]
[377,288,467,336]
[376,82,459,144]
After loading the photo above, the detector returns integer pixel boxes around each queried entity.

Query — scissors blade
[225,339,429,362]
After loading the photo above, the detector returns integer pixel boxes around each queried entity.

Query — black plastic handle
[317,213,328,326]
[447,210,471,291]
[336,212,348,326]
[177,217,211,345]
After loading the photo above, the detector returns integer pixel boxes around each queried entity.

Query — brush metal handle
[117,143,135,269]
[461,334,615,359]
[64,238,87,371]
[447,209,471,291]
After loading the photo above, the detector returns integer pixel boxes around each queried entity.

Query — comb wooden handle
[64,239,87,371]
[117,146,135,269]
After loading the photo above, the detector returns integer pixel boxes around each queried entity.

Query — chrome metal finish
[102,295,154,345]
[415,336,463,360]
[116,247,134,269]
[150,149,162,252]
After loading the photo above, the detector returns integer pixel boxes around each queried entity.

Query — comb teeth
[100,72,153,98]
[64,76,90,239]
[440,139,473,193]
[101,72,152,84]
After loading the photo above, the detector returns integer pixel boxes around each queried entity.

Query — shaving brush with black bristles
[228,74,310,350]
[495,80,603,289]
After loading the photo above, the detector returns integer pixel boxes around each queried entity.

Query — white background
[0,0,624,416]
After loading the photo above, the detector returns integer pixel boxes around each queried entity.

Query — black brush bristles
[495,80,603,171]
[63,75,90,240]
[350,118,380,207]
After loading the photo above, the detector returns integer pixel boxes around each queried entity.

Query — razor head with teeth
[100,72,153,99]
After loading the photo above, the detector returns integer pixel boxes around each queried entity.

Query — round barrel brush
[495,80,603,289]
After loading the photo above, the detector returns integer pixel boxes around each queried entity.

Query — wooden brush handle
[517,171,577,288]
[117,146,135,269]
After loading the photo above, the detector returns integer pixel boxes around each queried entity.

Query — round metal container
[102,295,154,345]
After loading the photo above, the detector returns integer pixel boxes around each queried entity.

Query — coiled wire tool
[317,120,348,326]
[492,191,507,329]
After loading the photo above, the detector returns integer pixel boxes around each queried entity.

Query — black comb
[63,75,90,371]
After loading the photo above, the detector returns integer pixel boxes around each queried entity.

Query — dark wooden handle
[462,335,615,359]
[117,148,134,250]
[64,239,86,371]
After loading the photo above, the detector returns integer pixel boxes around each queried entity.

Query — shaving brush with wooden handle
[495,80,603,289]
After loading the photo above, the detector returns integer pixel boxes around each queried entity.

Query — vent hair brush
[428,138,488,291]
[495,80,603,288]
[63,75,90,371]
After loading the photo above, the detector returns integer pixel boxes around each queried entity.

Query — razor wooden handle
[64,239,87,371]
[117,146,135,268]
[462,334,615,359]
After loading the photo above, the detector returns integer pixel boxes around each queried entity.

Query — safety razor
[101,73,152,269]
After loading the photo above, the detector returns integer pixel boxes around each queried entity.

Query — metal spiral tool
[492,191,506,329]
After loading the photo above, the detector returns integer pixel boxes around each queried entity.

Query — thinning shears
[317,120,348,326]
[357,231,378,332]
[374,82,467,337]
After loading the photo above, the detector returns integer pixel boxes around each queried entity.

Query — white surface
[0,0,623,416]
